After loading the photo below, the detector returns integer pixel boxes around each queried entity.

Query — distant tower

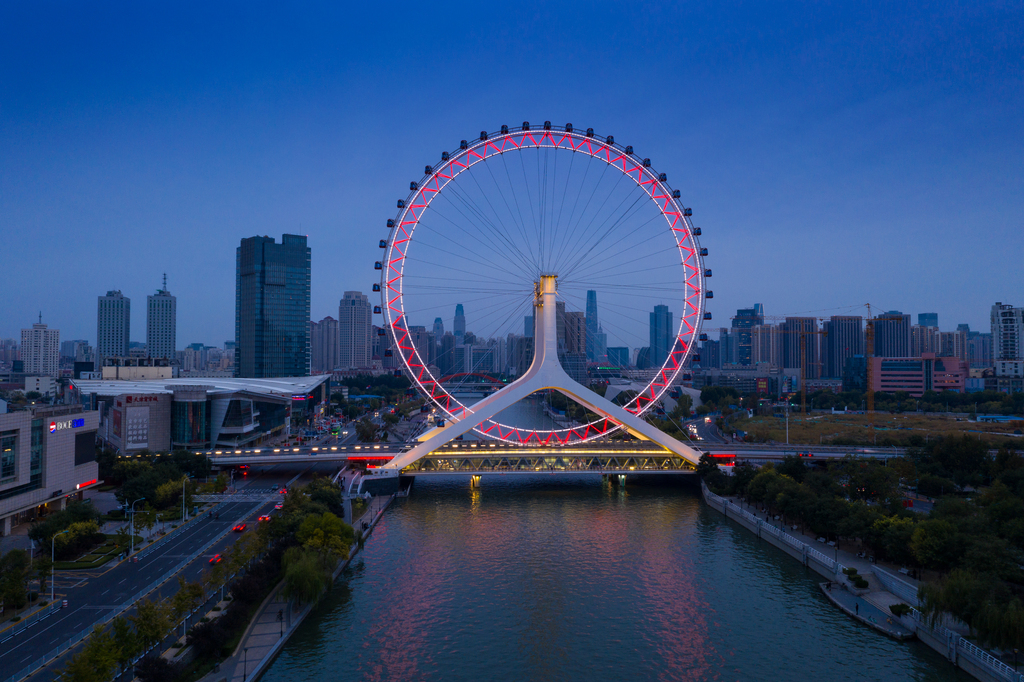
[339,291,372,369]
[97,290,131,360]
[21,317,59,378]
[147,274,177,359]
[453,304,466,343]
[649,304,673,366]
[235,234,311,378]
[585,290,599,361]
[432,317,444,339]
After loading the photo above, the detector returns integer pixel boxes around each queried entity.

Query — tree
[871,516,916,565]
[135,655,180,682]
[110,615,140,672]
[355,419,378,443]
[131,598,171,649]
[0,550,29,611]
[35,555,53,598]
[281,547,329,604]
[910,519,961,570]
[296,512,352,561]
[154,479,181,508]
[60,626,119,682]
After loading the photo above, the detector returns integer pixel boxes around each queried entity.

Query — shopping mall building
[73,376,331,454]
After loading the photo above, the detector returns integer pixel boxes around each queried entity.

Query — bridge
[194,441,906,468]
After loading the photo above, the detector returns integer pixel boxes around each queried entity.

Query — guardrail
[910,610,1024,682]
[0,602,62,644]
[2,502,264,682]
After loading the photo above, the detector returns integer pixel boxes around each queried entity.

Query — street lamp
[51,529,70,603]
[130,497,145,555]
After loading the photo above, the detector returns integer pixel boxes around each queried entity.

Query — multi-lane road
[1,464,338,682]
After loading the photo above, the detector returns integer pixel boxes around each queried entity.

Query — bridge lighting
[273,448,280,453]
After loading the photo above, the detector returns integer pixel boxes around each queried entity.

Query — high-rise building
[607,346,629,367]
[649,305,673,367]
[911,325,940,357]
[311,316,339,373]
[699,339,720,369]
[586,290,599,361]
[874,311,912,358]
[234,234,311,378]
[97,290,131,360]
[439,332,456,376]
[938,330,967,360]
[751,324,782,367]
[562,310,588,382]
[992,302,1024,361]
[433,317,444,339]
[781,317,821,379]
[822,316,864,379]
[60,340,87,360]
[147,275,177,360]
[731,304,764,366]
[453,304,466,343]
[719,328,735,365]
[339,291,372,369]
[918,313,939,328]
[21,318,59,378]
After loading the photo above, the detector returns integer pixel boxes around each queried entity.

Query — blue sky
[2,1,1022,346]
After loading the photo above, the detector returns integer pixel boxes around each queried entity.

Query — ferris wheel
[376,122,709,446]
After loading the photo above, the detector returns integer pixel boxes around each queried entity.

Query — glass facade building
[235,234,311,378]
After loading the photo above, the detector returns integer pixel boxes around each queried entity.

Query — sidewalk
[819,582,914,640]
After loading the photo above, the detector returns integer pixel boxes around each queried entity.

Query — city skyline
[2,4,1022,344]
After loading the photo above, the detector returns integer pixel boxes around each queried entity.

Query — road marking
[101,589,109,595]
[118,579,126,584]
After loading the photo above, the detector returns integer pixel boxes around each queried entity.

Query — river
[262,476,969,682]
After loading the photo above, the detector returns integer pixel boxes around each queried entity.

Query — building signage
[76,479,98,490]
[125,395,159,404]
[49,418,85,433]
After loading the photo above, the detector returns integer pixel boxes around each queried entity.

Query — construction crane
[729,315,827,414]
[864,304,874,414]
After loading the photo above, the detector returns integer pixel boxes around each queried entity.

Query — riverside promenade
[701,481,1024,682]
[200,493,395,682]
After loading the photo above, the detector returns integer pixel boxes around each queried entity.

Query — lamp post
[51,529,70,603]
[129,497,145,555]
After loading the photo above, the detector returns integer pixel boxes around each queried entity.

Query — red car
[233,523,247,532]
[278,488,287,494]
[258,515,271,523]
[209,554,222,564]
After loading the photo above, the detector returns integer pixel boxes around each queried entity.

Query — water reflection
[263,476,969,682]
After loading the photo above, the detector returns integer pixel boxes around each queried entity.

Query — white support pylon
[378,274,702,473]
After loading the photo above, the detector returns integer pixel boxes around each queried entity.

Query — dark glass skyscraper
[649,304,673,366]
[586,290,599,361]
[235,234,311,378]
[453,304,466,343]
[732,304,764,366]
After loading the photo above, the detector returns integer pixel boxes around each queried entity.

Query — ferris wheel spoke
[565,241,678,285]
[439,181,538,276]
[484,158,538,270]
[549,162,616,272]
[559,190,651,281]
[560,213,670,282]
[461,166,539,274]
[498,154,540,269]
[405,226,525,281]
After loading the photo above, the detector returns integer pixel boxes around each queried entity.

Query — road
[1,465,336,682]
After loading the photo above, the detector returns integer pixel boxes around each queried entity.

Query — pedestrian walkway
[819,582,914,640]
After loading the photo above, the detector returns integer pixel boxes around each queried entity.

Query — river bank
[700,481,1022,682]
[197,493,395,682]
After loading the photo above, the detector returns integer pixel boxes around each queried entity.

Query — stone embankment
[701,482,1024,682]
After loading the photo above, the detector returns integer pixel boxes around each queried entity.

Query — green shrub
[890,603,912,617]
[853,577,869,589]
[842,567,858,576]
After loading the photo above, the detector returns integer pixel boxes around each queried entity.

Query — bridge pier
[470,475,482,489]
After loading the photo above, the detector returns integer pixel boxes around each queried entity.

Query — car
[232,523,247,532]
[278,488,287,494]
[209,553,223,564]
[274,503,283,510]
[258,515,271,523]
